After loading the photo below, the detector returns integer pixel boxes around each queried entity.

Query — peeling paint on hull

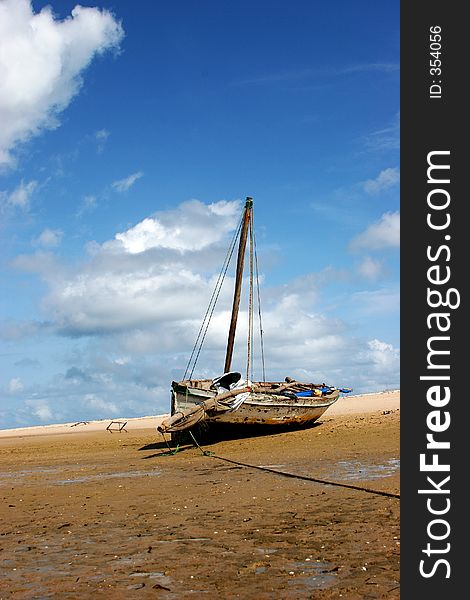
[173,389,340,427]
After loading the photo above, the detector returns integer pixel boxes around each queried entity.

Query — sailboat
[158,197,350,437]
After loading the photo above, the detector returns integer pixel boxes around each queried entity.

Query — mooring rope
[187,431,400,499]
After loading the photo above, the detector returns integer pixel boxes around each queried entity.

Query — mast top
[245,196,253,208]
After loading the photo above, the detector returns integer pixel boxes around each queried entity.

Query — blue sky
[0,0,399,428]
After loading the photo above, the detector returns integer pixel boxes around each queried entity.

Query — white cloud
[9,377,24,393]
[25,399,53,422]
[113,357,130,366]
[232,63,399,87]
[350,287,400,316]
[1,179,38,211]
[76,194,98,217]
[13,250,63,278]
[14,200,241,335]
[342,63,399,74]
[364,338,400,385]
[34,228,63,247]
[112,171,143,192]
[35,403,53,421]
[363,168,399,194]
[110,199,240,254]
[83,393,118,416]
[368,338,394,355]
[45,267,214,334]
[349,211,400,251]
[357,256,383,280]
[364,113,400,152]
[0,0,124,167]
[5,199,400,427]
[0,318,47,341]
[95,128,110,153]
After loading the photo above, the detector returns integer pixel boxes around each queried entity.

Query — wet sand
[0,391,399,599]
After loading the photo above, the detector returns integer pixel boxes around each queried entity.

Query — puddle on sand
[253,458,400,484]
[256,547,279,555]
[332,458,400,481]
[141,538,211,545]
[130,571,166,578]
[288,560,338,590]
[129,571,173,589]
[0,466,161,486]
[0,466,63,483]
[56,470,161,485]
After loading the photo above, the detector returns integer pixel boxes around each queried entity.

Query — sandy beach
[0,390,399,598]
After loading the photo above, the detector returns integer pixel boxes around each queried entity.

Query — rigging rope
[183,214,243,380]
[246,215,254,383]
[253,215,266,382]
[183,200,266,383]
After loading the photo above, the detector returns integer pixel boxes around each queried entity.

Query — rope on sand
[188,431,400,500]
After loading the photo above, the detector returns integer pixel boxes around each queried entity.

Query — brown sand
[0,391,399,599]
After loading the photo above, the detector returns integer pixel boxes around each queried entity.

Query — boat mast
[224,197,253,373]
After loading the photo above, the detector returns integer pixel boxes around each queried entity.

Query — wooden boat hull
[171,384,340,427]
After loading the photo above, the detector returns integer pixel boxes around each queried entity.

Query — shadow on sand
[138,420,323,459]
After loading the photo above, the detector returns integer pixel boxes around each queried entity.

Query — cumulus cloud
[357,256,383,280]
[0,0,124,167]
[34,228,63,247]
[112,171,143,192]
[349,211,400,251]
[1,179,38,211]
[110,199,240,254]
[362,338,400,388]
[363,168,399,194]
[13,250,63,278]
[25,399,53,422]
[9,377,24,393]
[14,200,241,335]
[83,394,118,416]
[4,198,400,426]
